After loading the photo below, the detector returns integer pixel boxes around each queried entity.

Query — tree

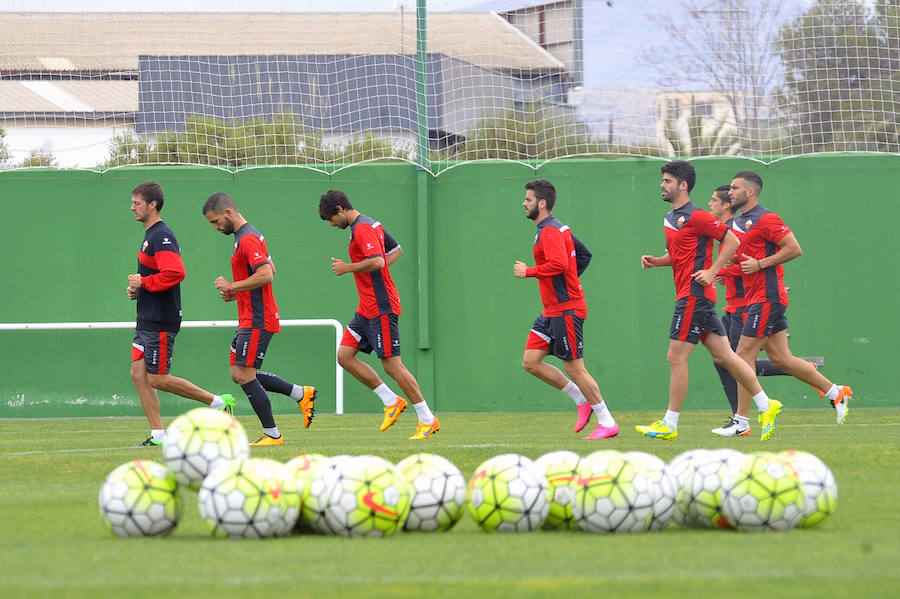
[774,0,900,153]
[0,126,10,166]
[642,0,785,155]
[20,148,58,168]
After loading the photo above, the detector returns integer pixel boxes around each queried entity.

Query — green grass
[2,408,899,599]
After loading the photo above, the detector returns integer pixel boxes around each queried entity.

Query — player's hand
[640,255,656,269]
[740,253,762,274]
[220,289,236,302]
[331,257,350,276]
[513,261,528,278]
[691,268,715,286]
[715,275,726,286]
[126,286,137,300]
[214,276,232,293]
[127,273,142,289]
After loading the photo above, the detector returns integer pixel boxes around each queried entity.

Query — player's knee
[147,373,168,390]
[522,357,540,374]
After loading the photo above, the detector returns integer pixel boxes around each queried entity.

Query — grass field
[2,407,899,599]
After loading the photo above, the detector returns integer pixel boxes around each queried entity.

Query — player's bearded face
[523,191,540,220]
[220,215,234,235]
[660,176,679,203]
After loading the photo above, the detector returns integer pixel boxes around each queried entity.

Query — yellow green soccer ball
[572,451,653,533]
[162,407,249,490]
[533,450,582,530]
[778,450,838,528]
[197,458,290,539]
[98,459,182,537]
[395,453,466,532]
[684,449,745,529]
[467,453,550,532]
[322,455,412,537]
[721,453,806,531]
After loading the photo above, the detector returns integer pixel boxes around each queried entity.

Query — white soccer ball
[98,459,182,537]
[778,450,838,528]
[533,450,582,530]
[300,455,354,534]
[624,451,674,531]
[395,453,467,532]
[197,458,292,539]
[721,453,806,531]
[665,449,712,527]
[322,455,412,537]
[467,453,550,532]
[684,449,745,529]
[162,407,249,489]
[572,451,653,533]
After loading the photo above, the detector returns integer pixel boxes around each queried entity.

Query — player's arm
[573,234,592,276]
[383,230,402,268]
[641,252,671,269]
[523,229,568,278]
[694,230,739,286]
[740,232,802,274]
[331,255,385,276]
[128,251,185,293]
[230,262,274,291]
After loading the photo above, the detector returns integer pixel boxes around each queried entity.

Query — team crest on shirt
[141,241,149,251]
[677,216,685,227]
[745,219,753,228]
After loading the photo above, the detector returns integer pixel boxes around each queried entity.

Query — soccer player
[728,171,852,429]
[127,181,234,447]
[202,192,317,446]
[513,179,619,439]
[637,161,782,441]
[318,189,440,440]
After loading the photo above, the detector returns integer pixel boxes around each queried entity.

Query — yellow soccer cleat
[635,420,677,441]
[219,393,235,415]
[296,386,317,428]
[758,399,783,441]
[380,397,408,431]
[409,417,441,440]
[250,434,284,446]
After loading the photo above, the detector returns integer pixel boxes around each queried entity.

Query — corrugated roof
[0,80,137,112]
[0,12,565,74]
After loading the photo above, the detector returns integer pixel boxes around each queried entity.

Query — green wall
[1,156,895,418]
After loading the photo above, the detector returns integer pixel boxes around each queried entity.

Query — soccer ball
[467,454,550,532]
[98,459,182,537]
[197,458,292,539]
[162,407,249,489]
[778,450,838,528]
[395,453,466,532]
[533,450,582,530]
[624,451,675,531]
[572,451,653,533]
[300,455,354,534]
[285,453,327,496]
[684,449,745,529]
[665,449,712,527]
[322,455,412,537]
[247,457,301,536]
[721,453,806,531]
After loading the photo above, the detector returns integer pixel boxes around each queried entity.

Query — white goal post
[0,318,346,414]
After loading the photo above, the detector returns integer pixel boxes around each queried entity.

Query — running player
[319,189,440,440]
[637,161,781,441]
[202,192,316,446]
[513,179,619,439]
[127,181,234,447]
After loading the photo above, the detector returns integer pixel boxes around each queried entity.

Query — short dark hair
[319,189,354,220]
[714,185,732,203]
[661,160,696,192]
[733,171,763,194]
[202,191,236,215]
[132,181,164,212]
[525,179,556,211]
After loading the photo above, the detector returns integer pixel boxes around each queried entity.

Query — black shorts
[526,311,584,361]
[230,328,274,369]
[341,312,401,359]
[669,296,726,344]
[742,302,789,338]
[132,329,176,375]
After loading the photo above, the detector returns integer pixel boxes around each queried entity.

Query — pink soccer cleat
[583,422,619,439]
[574,402,593,433]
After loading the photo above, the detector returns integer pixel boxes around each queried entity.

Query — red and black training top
[663,201,729,302]
[347,214,401,318]
[136,221,185,332]
[231,222,281,333]
[525,215,589,318]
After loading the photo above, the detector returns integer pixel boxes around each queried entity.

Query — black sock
[241,379,277,429]
[755,359,787,377]
[714,363,739,415]
[256,371,294,397]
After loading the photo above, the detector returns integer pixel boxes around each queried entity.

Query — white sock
[413,401,435,424]
[151,429,165,442]
[562,380,588,406]
[590,401,616,427]
[664,410,680,430]
[263,426,281,438]
[734,414,749,429]
[289,385,307,401]
[374,383,399,407]
[752,390,771,412]
[824,384,840,401]
[209,395,224,410]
